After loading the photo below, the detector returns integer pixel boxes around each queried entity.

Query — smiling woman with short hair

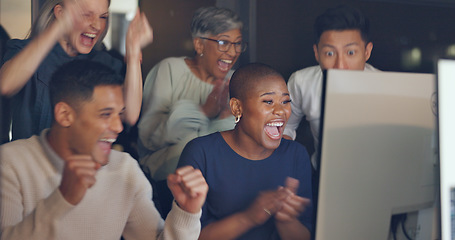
[178,63,314,240]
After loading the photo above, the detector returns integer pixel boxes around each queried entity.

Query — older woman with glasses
[137,6,247,218]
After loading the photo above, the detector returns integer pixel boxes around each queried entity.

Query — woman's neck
[185,56,215,84]
[58,38,78,57]
[221,129,274,161]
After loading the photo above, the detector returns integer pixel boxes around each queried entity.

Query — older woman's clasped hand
[201,78,230,119]
[243,177,311,226]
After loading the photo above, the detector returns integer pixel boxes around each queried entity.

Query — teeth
[83,33,96,38]
[100,138,116,143]
[220,59,232,64]
[267,122,284,127]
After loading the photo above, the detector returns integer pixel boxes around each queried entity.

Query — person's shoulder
[278,138,309,155]
[6,38,29,48]
[3,39,30,61]
[365,63,380,72]
[148,57,188,76]
[102,150,151,190]
[104,150,148,178]
[107,150,139,168]
[289,65,322,84]
[89,50,123,67]
[0,136,40,163]
[280,137,305,147]
[183,133,223,155]
[188,132,221,146]
[1,135,39,150]
[292,65,321,77]
[156,56,187,68]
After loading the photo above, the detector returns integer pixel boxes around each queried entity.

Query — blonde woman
[0,0,153,140]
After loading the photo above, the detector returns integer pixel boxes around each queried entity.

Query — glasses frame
[200,37,248,53]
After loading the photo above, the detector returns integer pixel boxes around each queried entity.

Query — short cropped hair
[314,5,370,44]
[49,60,123,110]
[191,6,243,38]
[229,63,284,101]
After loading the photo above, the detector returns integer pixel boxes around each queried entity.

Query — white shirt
[284,64,378,168]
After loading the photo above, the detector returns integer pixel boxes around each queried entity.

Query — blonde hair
[30,0,110,49]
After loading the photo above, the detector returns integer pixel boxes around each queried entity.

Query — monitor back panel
[316,69,436,240]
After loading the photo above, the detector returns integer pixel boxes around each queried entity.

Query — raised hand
[167,166,208,213]
[274,177,311,222]
[56,0,88,38]
[126,8,154,60]
[59,155,101,205]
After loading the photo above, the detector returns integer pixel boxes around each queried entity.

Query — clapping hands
[243,177,310,226]
[201,78,230,119]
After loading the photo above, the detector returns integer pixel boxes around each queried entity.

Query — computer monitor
[437,59,455,240]
[315,69,437,240]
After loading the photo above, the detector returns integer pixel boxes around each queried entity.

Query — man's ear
[230,98,242,118]
[54,102,75,127]
[313,44,320,63]
[364,42,373,61]
[193,37,204,56]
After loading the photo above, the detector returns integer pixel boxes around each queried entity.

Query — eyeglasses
[200,37,248,53]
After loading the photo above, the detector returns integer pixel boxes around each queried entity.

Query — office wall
[140,0,215,77]
[255,0,455,79]
[0,0,31,38]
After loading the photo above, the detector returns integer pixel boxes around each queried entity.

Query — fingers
[175,166,208,198]
[65,155,99,188]
[59,155,100,205]
[244,189,291,225]
[168,166,208,213]
[285,177,299,194]
[275,195,311,222]
[139,11,154,48]
[126,9,154,53]
[60,0,86,32]
[211,79,225,94]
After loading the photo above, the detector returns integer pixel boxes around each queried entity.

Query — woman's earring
[235,115,241,124]
[200,53,204,57]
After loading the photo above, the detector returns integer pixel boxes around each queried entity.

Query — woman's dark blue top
[178,132,314,240]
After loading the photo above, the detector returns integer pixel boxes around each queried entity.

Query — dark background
[139,0,455,80]
[137,0,455,154]
[30,0,455,82]
[27,0,455,154]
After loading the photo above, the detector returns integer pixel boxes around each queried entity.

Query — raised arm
[122,9,153,125]
[0,1,81,97]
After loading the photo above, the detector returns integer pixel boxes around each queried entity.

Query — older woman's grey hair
[191,6,243,38]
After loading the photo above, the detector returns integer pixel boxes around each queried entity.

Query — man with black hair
[283,5,378,169]
[0,60,208,239]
